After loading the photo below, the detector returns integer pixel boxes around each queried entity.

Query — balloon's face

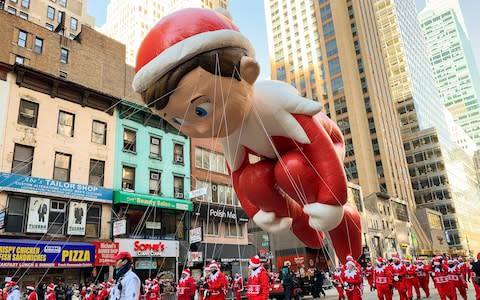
[151,67,254,138]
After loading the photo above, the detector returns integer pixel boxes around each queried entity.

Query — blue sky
[87,0,480,77]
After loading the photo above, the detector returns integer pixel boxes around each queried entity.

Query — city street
[317,281,478,299]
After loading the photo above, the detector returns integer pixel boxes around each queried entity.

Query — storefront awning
[113,190,192,211]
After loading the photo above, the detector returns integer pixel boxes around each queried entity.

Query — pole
[466,235,471,257]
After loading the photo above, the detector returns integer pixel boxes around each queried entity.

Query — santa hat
[376,257,385,264]
[392,253,400,261]
[107,279,114,286]
[5,281,17,287]
[133,8,255,93]
[26,286,35,291]
[47,283,55,291]
[346,254,353,261]
[145,278,152,284]
[249,255,261,268]
[99,283,106,289]
[208,260,220,270]
[345,261,355,268]
[433,257,441,265]
[182,269,191,276]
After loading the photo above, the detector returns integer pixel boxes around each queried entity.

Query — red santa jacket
[447,265,464,284]
[415,263,430,278]
[96,289,109,300]
[85,293,94,300]
[431,264,449,284]
[341,268,362,291]
[27,291,38,300]
[232,277,243,291]
[373,265,392,286]
[206,271,228,300]
[364,266,373,278]
[457,262,468,280]
[46,291,56,300]
[405,264,417,279]
[331,270,344,287]
[391,263,407,282]
[146,283,160,300]
[246,267,269,300]
[178,276,197,300]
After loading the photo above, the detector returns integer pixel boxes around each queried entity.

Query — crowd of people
[330,252,480,300]
[3,251,480,300]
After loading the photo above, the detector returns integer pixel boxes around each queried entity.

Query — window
[19,12,28,20]
[205,220,219,236]
[5,196,26,233]
[150,136,161,159]
[45,23,54,31]
[57,11,64,23]
[59,0,67,7]
[60,48,69,64]
[18,99,38,127]
[89,159,105,186]
[12,144,34,175]
[320,4,331,21]
[7,7,16,15]
[122,166,135,191]
[70,17,78,31]
[57,111,75,137]
[47,6,55,20]
[48,200,66,235]
[195,147,228,174]
[53,152,71,182]
[226,222,243,237]
[173,143,184,164]
[123,129,136,152]
[331,76,344,95]
[85,205,101,238]
[18,30,27,47]
[323,22,335,39]
[34,37,43,54]
[174,176,184,198]
[149,170,161,195]
[91,120,107,145]
[21,0,29,8]
[15,56,25,65]
[328,58,341,76]
[325,39,337,57]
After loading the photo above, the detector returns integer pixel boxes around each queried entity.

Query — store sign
[113,219,127,236]
[0,172,112,203]
[26,197,50,233]
[116,238,179,257]
[190,227,202,243]
[194,203,249,222]
[113,191,192,211]
[92,242,119,266]
[0,239,95,268]
[189,187,207,199]
[67,202,87,235]
[188,251,203,262]
[145,222,161,229]
[135,259,157,269]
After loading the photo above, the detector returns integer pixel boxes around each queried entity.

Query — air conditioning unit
[150,173,159,180]
[175,156,184,163]
[175,192,184,198]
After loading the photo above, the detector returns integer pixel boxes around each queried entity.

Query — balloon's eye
[195,102,212,117]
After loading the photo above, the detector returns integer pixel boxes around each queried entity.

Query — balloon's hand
[303,203,344,231]
[252,210,292,233]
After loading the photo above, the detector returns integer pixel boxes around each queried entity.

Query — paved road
[317,281,478,299]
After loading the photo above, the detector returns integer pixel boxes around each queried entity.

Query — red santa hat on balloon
[132,7,255,94]
[249,255,261,268]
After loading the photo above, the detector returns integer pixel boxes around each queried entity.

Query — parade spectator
[5,282,20,300]
[56,281,66,300]
[279,262,295,300]
[111,252,141,300]
[36,284,46,300]
[312,268,326,298]
[27,286,38,300]
[71,290,81,300]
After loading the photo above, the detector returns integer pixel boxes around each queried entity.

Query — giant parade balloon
[132,7,362,262]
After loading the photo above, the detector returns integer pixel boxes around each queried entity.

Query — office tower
[374,0,480,252]
[2,0,94,38]
[101,0,227,66]
[264,0,432,256]
[419,0,480,147]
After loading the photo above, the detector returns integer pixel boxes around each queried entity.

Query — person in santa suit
[415,257,431,298]
[178,269,197,300]
[204,261,228,300]
[84,287,94,300]
[106,279,114,299]
[345,255,362,271]
[232,273,243,300]
[143,279,151,298]
[341,261,362,300]
[403,258,420,300]
[390,254,407,300]
[372,257,393,300]
[46,284,56,300]
[26,286,38,300]
[455,257,469,293]
[246,256,269,300]
[199,266,211,300]
[448,259,467,300]
[431,256,454,300]
[95,284,108,300]
[363,262,374,292]
[331,266,346,300]
[132,7,363,261]
[144,279,159,300]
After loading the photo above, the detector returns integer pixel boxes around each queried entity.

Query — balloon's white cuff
[303,203,344,231]
[252,210,292,233]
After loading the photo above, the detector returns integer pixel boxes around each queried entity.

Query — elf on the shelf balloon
[132,8,362,261]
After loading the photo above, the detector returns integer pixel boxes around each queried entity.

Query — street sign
[189,187,207,199]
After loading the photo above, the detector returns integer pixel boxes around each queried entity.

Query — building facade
[372,0,480,253]
[1,0,95,38]
[189,138,253,278]
[112,100,191,281]
[100,0,227,66]
[419,0,480,147]
[263,0,431,256]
